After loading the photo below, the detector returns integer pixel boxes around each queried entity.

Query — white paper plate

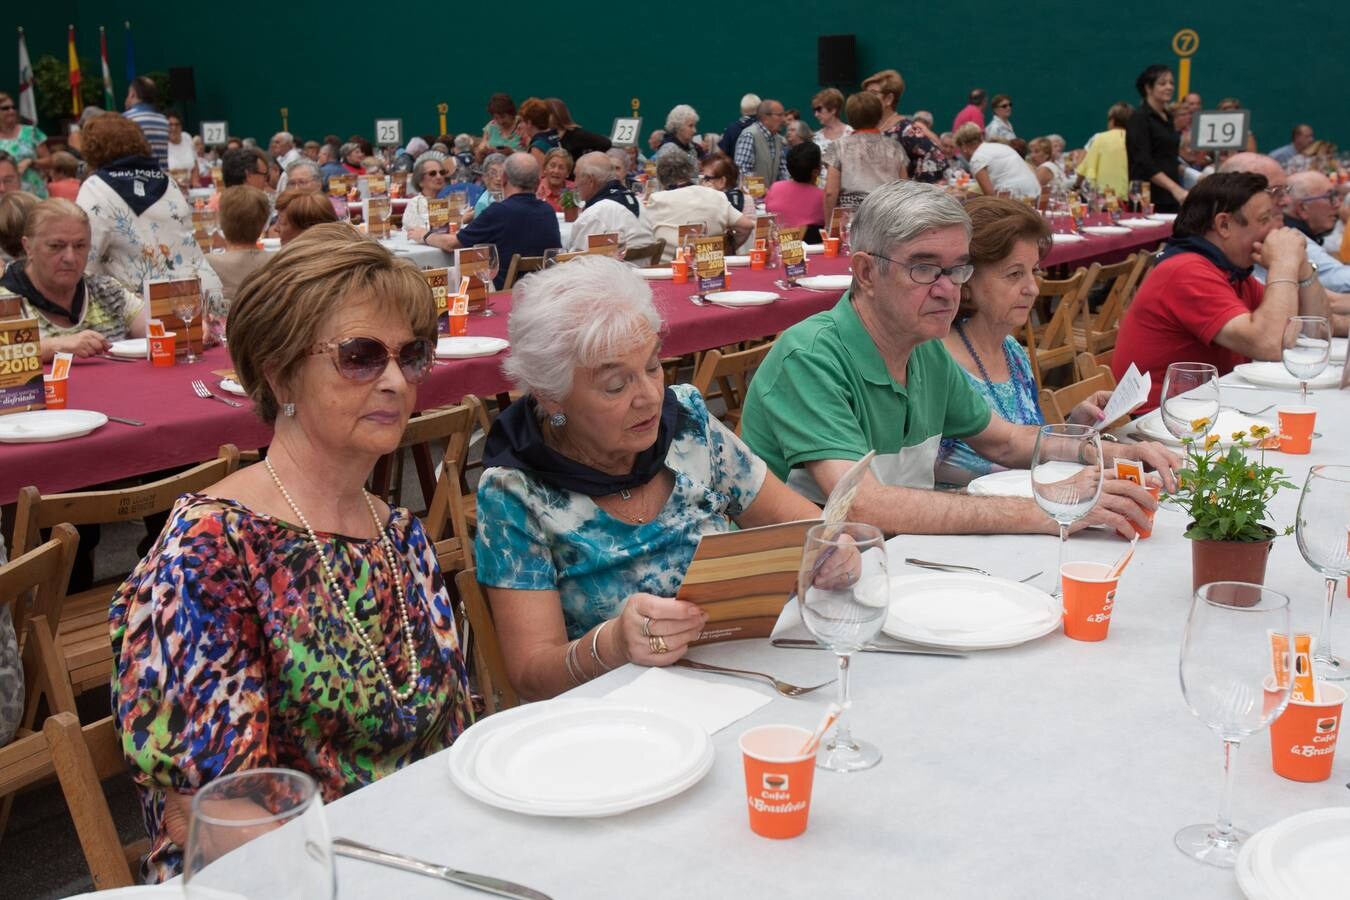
[1233,361,1343,390]
[473,704,710,806]
[639,267,673,280]
[447,699,714,817]
[107,338,148,359]
[966,462,1081,499]
[0,409,108,444]
[1251,807,1350,900]
[882,573,1061,650]
[1050,233,1086,244]
[704,290,778,307]
[1134,408,1278,448]
[1148,213,1177,222]
[804,243,825,255]
[1236,824,1275,900]
[796,274,853,291]
[435,336,509,359]
[63,887,221,900]
[1116,218,1157,228]
[1081,225,1132,236]
[724,255,751,267]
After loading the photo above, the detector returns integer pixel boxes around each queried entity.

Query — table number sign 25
[375,119,403,148]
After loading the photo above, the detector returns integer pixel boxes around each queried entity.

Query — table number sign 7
[1191,109,1249,151]
[610,117,642,148]
[375,118,403,148]
[200,121,229,147]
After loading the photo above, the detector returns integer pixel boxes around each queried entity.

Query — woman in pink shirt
[763,142,825,242]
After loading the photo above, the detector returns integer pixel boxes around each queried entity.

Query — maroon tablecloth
[0,257,853,502]
[1042,220,1172,269]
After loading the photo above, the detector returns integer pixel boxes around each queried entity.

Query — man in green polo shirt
[741,181,1179,536]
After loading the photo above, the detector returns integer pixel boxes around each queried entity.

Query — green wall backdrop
[9,4,1345,153]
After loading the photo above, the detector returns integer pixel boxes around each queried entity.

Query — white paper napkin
[604,667,772,734]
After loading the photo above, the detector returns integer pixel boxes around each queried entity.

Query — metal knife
[333,837,553,900]
[106,415,145,426]
[771,638,965,658]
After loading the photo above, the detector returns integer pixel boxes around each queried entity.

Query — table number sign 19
[1191,109,1250,151]
[0,317,44,415]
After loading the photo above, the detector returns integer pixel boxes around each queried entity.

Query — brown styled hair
[861,69,905,110]
[0,191,39,258]
[275,189,339,235]
[227,223,437,423]
[218,185,271,244]
[700,152,740,185]
[486,93,516,117]
[811,88,844,115]
[959,196,1051,316]
[518,97,551,130]
[49,150,80,178]
[843,92,883,130]
[81,115,153,170]
[1173,172,1268,238]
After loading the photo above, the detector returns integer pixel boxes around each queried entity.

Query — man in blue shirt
[423,152,559,288]
[1268,124,1314,166]
[122,76,170,171]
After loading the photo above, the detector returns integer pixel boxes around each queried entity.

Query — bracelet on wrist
[1266,278,1298,287]
[589,620,615,673]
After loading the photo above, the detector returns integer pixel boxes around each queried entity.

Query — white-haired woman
[474,257,819,700]
[400,154,453,234]
[653,104,702,172]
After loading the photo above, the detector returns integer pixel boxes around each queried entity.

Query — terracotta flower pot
[1189,525,1276,595]
[563,205,579,222]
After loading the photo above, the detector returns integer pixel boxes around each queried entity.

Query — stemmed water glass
[1281,315,1331,405]
[798,522,889,773]
[476,244,500,317]
[184,768,335,898]
[1160,362,1221,441]
[542,247,564,268]
[1295,464,1350,681]
[1030,424,1104,598]
[175,291,202,365]
[1176,582,1292,868]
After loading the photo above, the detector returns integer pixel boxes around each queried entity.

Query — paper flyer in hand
[0,317,43,415]
[1095,363,1150,431]
[680,451,874,644]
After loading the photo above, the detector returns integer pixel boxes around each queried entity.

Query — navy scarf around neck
[1157,234,1252,285]
[590,180,640,218]
[94,154,169,216]
[482,389,683,496]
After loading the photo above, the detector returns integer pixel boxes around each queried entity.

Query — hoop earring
[549,412,567,428]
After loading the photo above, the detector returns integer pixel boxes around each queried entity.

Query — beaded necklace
[264,459,422,706]
[953,319,1039,425]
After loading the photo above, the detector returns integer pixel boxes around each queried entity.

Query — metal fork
[1223,403,1276,417]
[191,379,243,408]
[673,658,835,696]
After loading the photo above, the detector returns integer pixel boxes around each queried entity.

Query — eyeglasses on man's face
[867,252,975,285]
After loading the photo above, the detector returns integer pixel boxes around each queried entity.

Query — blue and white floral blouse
[475,384,767,638]
[938,335,1045,483]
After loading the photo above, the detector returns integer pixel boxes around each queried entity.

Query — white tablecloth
[283,373,1350,898]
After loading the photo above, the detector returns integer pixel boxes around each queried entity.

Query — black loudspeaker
[169,67,196,103]
[817,35,856,87]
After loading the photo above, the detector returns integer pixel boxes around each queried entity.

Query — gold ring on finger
[642,616,653,638]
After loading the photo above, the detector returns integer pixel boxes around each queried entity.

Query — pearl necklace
[264,458,422,705]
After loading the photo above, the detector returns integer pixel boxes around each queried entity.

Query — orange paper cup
[150,332,178,367]
[42,375,68,410]
[1134,484,1161,539]
[739,724,816,839]
[1060,561,1118,641]
[1264,679,1344,782]
[750,249,767,270]
[1277,406,1316,454]
[449,313,469,337]
[823,237,840,257]
[672,260,689,284]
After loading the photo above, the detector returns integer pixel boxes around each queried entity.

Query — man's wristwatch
[1298,262,1318,289]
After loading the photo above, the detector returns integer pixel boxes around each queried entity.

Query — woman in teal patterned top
[475,256,820,700]
[938,197,1112,488]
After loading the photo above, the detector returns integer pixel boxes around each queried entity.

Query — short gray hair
[665,104,699,133]
[912,110,934,128]
[503,256,663,402]
[788,121,813,142]
[272,131,294,149]
[504,152,540,191]
[339,141,361,160]
[740,93,762,115]
[1288,170,1331,200]
[851,181,971,262]
[757,99,781,118]
[656,151,697,188]
[575,151,614,185]
[453,133,474,152]
[410,154,445,192]
[285,158,321,182]
[605,148,630,175]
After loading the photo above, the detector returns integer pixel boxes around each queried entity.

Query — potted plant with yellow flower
[1165,420,1295,591]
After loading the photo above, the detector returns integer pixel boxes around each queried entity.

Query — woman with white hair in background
[653,104,702,172]
[400,154,455,233]
[474,256,819,700]
[473,153,508,216]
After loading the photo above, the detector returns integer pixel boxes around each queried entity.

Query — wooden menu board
[586,232,620,255]
[427,198,451,235]
[743,175,766,199]
[0,286,23,320]
[0,317,44,415]
[367,197,393,238]
[423,267,450,332]
[365,173,388,199]
[676,224,705,257]
[144,277,204,356]
[694,235,726,293]
[827,207,852,238]
[778,226,807,279]
[754,214,776,248]
[454,245,491,313]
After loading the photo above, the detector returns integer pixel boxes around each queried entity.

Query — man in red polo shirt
[1114,172,1328,411]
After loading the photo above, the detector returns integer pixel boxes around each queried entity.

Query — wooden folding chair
[1024,267,1089,386]
[502,253,541,290]
[623,239,665,267]
[420,398,491,572]
[1038,370,1117,426]
[12,445,240,695]
[1075,351,1117,387]
[690,342,774,434]
[1073,253,1146,354]
[370,396,490,516]
[44,712,144,890]
[0,523,79,844]
[453,569,520,717]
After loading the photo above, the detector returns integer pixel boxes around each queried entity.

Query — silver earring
[281,403,296,417]
[549,411,567,427]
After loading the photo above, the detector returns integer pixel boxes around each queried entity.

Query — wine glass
[1176,582,1292,868]
[175,291,202,365]
[798,522,889,773]
[1160,362,1221,442]
[542,247,563,268]
[1295,464,1350,681]
[1030,424,1104,598]
[184,768,335,898]
[476,244,500,317]
[1281,315,1331,405]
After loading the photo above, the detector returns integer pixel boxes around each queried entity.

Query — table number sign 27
[0,317,44,414]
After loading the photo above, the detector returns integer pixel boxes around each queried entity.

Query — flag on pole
[100,27,115,110]
[67,25,82,116]
[16,27,37,125]
[123,21,136,85]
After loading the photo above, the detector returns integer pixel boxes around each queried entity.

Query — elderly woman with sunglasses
[474,256,820,702]
[110,223,472,882]
[399,154,452,236]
